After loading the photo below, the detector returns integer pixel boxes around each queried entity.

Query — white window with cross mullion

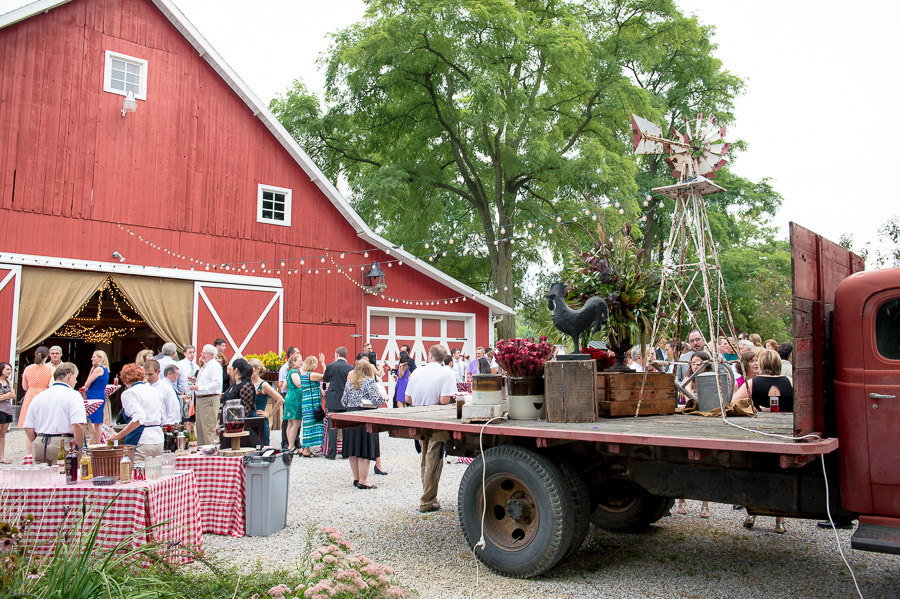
[103,50,148,100]
[257,184,292,227]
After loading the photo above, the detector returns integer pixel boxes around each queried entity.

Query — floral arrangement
[564,225,662,349]
[262,527,405,599]
[243,351,287,371]
[494,337,555,377]
[580,347,615,368]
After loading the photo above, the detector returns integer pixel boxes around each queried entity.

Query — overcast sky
[3,0,897,253]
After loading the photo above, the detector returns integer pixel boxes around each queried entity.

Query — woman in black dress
[733,349,793,533]
[219,358,256,433]
[340,359,387,489]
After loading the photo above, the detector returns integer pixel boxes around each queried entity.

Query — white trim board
[0,0,513,317]
[0,252,283,288]
[0,264,21,364]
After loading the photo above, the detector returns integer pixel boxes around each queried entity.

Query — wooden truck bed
[329,405,839,456]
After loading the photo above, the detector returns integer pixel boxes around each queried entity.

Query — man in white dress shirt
[190,344,223,445]
[176,345,198,395]
[23,362,86,464]
[405,344,458,513]
[450,348,468,383]
[144,359,181,426]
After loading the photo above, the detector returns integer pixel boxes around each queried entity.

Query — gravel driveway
[4,429,898,598]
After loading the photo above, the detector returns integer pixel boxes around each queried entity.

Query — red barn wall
[0,0,495,358]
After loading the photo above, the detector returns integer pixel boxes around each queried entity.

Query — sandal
[677,501,688,515]
[743,515,756,529]
[700,507,711,519]
[0,458,10,464]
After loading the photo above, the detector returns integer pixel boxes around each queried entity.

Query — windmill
[631,113,742,413]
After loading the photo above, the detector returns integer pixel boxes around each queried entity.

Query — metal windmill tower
[631,113,740,408]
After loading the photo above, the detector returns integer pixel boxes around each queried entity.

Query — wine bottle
[80,441,92,480]
[57,442,67,470]
[65,441,79,485]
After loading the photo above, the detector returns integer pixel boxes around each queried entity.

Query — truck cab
[834,267,900,540]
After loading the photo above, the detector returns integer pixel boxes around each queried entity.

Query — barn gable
[0,0,513,372]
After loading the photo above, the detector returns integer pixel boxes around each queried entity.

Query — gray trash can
[244,452,292,537]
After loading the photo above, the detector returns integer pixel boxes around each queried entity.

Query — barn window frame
[103,50,148,100]
[257,184,292,227]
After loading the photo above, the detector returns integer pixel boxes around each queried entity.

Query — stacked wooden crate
[596,371,677,417]
[545,359,598,423]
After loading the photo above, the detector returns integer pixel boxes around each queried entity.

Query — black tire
[458,445,575,578]
[557,461,591,559]
[590,479,674,533]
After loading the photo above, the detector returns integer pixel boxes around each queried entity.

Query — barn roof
[0,0,515,316]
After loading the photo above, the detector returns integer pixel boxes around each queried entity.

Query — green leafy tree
[270,0,767,340]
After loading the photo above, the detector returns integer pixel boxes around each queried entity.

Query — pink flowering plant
[263,527,406,599]
[494,337,555,377]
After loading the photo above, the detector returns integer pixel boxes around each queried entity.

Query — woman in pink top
[18,346,52,454]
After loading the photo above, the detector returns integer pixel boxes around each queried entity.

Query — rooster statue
[546,282,609,354]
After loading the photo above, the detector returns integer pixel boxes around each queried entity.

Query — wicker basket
[90,445,136,480]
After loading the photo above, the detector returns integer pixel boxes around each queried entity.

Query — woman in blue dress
[84,350,110,443]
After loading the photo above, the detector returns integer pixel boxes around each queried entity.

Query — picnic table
[175,453,246,537]
[0,470,202,564]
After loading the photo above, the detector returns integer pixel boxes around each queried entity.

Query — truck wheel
[590,479,674,533]
[557,461,591,559]
[458,445,574,578]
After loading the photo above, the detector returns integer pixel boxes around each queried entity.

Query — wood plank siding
[0,0,492,357]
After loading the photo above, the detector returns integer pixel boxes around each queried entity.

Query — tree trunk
[491,239,516,342]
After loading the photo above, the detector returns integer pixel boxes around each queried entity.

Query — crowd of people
[628,329,796,533]
[4,330,807,525]
[6,337,477,513]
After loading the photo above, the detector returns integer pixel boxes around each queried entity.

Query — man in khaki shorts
[189,344,223,445]
[24,362,86,464]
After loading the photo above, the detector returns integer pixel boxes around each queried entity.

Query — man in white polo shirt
[144,359,181,426]
[405,344,457,513]
[24,362,86,465]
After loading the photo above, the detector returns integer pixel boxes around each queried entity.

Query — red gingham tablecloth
[175,454,245,537]
[0,470,202,564]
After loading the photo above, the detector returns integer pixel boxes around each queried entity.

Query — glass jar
[222,399,245,433]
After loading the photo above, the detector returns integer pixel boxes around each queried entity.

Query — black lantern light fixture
[363,262,387,293]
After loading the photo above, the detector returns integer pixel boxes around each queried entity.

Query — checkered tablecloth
[0,470,202,564]
[175,454,245,537]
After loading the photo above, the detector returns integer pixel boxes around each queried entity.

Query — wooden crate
[596,371,677,418]
[545,359,597,423]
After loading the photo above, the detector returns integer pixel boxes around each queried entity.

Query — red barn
[0,0,512,385]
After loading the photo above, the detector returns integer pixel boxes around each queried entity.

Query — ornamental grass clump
[494,338,555,377]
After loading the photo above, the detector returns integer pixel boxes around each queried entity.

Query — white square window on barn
[103,50,148,100]
[257,184,292,226]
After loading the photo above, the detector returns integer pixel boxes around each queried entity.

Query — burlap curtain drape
[16,268,107,352]
[111,275,192,351]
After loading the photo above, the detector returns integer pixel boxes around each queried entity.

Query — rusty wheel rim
[478,473,540,551]
[598,483,639,513]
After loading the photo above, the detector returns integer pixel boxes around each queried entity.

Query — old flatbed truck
[330,223,900,578]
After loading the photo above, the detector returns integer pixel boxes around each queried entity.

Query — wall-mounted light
[121,91,137,117]
[112,251,126,262]
[363,262,386,294]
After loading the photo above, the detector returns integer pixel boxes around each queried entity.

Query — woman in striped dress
[298,353,326,457]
